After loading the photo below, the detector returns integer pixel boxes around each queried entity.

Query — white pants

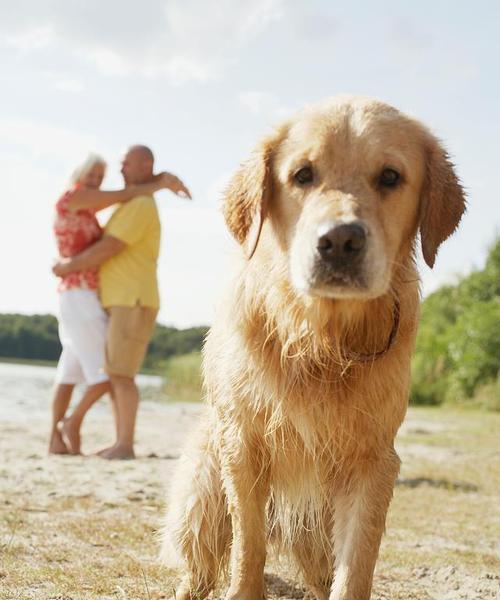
[55,289,109,385]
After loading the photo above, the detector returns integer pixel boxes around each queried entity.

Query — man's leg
[109,387,120,439]
[49,383,74,454]
[98,305,157,460]
[62,381,110,454]
[99,375,139,459]
[95,388,120,456]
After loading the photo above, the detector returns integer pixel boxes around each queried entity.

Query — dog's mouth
[324,272,364,288]
[308,253,366,292]
[290,249,374,299]
[307,269,368,298]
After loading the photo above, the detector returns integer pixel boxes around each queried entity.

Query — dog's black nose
[317,223,366,263]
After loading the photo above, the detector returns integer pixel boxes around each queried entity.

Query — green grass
[162,351,203,403]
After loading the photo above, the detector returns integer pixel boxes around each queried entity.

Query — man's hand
[52,258,74,278]
[155,172,192,199]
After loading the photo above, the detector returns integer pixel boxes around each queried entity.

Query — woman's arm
[67,179,165,212]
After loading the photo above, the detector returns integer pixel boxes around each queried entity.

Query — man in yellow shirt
[54,145,190,459]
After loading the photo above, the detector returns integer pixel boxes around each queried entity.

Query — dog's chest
[263,399,361,481]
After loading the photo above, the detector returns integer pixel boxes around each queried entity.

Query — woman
[49,153,171,455]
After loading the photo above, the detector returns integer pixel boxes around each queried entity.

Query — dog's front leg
[329,449,400,600]
[221,437,269,600]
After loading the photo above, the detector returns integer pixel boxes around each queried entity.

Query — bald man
[54,145,190,459]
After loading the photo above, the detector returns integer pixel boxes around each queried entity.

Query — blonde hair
[69,152,107,186]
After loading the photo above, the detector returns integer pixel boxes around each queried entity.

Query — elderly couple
[49,145,190,459]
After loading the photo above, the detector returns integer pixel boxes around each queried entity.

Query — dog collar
[342,297,401,366]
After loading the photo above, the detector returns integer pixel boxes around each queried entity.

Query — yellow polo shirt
[99,195,161,309]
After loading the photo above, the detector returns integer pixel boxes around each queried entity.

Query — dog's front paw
[225,585,266,600]
[173,581,212,600]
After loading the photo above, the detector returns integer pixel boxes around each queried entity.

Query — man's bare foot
[49,430,68,455]
[99,444,135,460]
[94,445,116,457]
[60,418,81,455]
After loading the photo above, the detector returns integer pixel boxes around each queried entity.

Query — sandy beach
[1,365,499,599]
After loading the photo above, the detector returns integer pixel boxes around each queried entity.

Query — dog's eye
[294,166,314,185]
[379,168,401,188]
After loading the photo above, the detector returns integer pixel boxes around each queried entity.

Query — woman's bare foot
[98,444,135,460]
[60,418,81,455]
[49,430,68,455]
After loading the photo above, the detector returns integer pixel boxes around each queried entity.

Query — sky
[0,0,499,328]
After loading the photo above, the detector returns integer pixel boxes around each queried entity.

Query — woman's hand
[154,172,192,199]
[52,258,73,278]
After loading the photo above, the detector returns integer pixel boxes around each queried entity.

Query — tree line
[0,313,208,369]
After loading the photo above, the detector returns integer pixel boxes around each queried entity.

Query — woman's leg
[51,293,84,454]
[49,318,83,454]
[62,381,111,454]
[59,289,110,454]
[49,383,74,454]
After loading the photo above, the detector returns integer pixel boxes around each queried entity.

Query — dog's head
[223,97,465,300]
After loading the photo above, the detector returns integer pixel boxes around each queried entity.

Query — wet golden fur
[161,97,465,600]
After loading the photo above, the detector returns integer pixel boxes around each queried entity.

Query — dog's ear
[223,131,282,259]
[419,138,466,268]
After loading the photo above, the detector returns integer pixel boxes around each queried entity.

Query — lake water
[0,362,166,422]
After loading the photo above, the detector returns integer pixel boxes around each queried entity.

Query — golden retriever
[161,96,465,600]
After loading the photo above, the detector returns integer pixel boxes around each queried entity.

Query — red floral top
[54,187,102,292]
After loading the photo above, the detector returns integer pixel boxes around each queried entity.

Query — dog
[161,96,465,600]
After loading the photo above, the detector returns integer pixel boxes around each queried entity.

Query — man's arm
[68,173,191,212]
[52,235,125,277]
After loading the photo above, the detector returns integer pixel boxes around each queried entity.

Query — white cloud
[80,47,131,78]
[0,0,285,84]
[290,9,339,42]
[384,17,479,88]
[239,91,277,116]
[385,18,435,56]
[53,78,85,94]
[230,0,284,41]
[149,55,225,86]
[238,90,297,122]
[0,117,99,164]
[2,25,54,51]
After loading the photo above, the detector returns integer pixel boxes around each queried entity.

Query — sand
[1,396,499,599]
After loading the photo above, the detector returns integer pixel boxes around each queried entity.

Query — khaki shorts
[105,305,158,378]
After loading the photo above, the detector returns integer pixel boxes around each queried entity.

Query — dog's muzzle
[315,222,367,282]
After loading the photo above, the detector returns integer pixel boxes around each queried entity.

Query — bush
[470,378,500,412]
[143,325,208,370]
[411,238,500,410]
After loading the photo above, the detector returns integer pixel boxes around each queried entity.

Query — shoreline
[0,355,166,377]
[0,356,58,367]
